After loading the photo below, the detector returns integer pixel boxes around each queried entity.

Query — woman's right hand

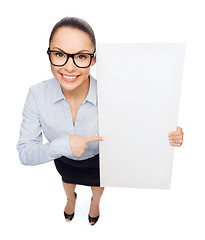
[69,134,104,158]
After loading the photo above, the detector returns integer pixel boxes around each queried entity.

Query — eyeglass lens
[50,51,92,67]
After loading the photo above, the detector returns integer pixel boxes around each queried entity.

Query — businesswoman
[16,17,184,226]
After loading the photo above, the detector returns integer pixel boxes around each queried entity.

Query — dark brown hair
[49,17,96,50]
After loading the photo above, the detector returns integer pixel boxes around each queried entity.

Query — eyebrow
[53,47,90,53]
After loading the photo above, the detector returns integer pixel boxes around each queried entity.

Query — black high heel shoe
[88,197,100,226]
[64,192,77,222]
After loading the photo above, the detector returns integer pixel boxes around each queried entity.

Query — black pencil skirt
[54,154,100,187]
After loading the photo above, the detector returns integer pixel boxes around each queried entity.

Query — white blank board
[96,43,185,189]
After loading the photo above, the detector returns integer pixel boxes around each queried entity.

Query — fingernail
[101,137,104,141]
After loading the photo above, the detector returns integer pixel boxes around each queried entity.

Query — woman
[16,17,184,226]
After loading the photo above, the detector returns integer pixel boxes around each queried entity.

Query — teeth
[63,75,78,79]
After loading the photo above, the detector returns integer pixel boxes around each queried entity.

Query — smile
[62,75,79,79]
[60,74,80,82]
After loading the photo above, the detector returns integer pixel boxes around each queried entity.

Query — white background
[0,0,205,239]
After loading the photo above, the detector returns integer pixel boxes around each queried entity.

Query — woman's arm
[16,88,74,166]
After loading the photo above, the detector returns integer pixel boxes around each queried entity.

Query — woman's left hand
[168,126,184,147]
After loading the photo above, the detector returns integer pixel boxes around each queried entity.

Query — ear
[91,55,96,66]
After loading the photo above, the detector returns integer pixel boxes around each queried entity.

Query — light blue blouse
[16,74,99,165]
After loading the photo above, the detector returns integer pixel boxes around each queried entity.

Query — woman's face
[49,27,96,93]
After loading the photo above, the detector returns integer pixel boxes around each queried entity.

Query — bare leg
[89,186,104,224]
[62,181,77,222]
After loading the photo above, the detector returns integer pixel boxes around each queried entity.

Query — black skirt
[54,154,100,187]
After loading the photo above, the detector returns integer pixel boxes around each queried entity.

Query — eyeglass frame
[47,48,96,68]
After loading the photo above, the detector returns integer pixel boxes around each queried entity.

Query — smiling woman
[16,17,104,226]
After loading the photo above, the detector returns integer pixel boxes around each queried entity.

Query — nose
[64,56,76,72]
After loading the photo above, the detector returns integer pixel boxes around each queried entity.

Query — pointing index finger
[85,136,104,143]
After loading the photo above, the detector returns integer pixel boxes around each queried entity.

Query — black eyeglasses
[47,48,95,68]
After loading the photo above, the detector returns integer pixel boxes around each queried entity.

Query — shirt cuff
[49,135,74,159]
